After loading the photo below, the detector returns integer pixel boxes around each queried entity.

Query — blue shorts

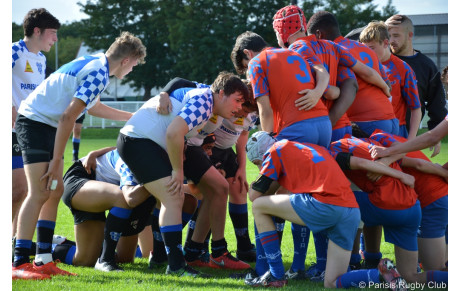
[331,126,352,142]
[354,191,421,251]
[277,115,332,148]
[418,195,448,239]
[397,125,408,138]
[354,118,399,136]
[290,194,360,251]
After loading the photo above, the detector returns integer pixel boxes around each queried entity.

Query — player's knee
[49,183,64,199]
[12,184,27,204]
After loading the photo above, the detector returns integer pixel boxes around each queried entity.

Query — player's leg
[324,240,352,288]
[137,226,153,258]
[72,221,105,266]
[116,234,139,263]
[72,115,84,161]
[12,168,27,235]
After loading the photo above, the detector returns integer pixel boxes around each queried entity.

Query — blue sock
[360,232,365,252]
[182,211,193,228]
[336,269,380,288]
[313,231,328,271]
[259,230,284,280]
[254,223,269,276]
[13,239,32,266]
[364,251,382,261]
[291,223,309,272]
[350,253,362,264]
[135,246,143,258]
[426,270,448,284]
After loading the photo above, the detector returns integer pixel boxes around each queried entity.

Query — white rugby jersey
[80,149,138,188]
[18,53,110,127]
[120,87,214,150]
[12,39,46,110]
[187,114,223,146]
[214,112,258,149]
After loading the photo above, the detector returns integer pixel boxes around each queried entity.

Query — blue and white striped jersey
[18,53,110,127]
[120,87,214,150]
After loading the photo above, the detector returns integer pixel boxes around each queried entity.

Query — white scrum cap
[246,131,277,163]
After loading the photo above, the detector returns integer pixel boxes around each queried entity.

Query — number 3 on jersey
[287,55,311,83]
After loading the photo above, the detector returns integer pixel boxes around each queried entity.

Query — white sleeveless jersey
[187,114,223,146]
[80,149,138,188]
[18,53,110,127]
[12,39,46,111]
[120,87,214,150]
[214,112,258,149]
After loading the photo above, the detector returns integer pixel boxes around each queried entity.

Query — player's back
[334,36,395,122]
[248,48,328,133]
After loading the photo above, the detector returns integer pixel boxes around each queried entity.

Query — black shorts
[117,133,172,184]
[15,114,57,164]
[122,196,156,236]
[210,147,238,178]
[75,114,86,124]
[12,132,24,169]
[184,145,213,185]
[62,161,106,224]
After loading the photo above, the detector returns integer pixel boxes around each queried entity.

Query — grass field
[13,128,448,290]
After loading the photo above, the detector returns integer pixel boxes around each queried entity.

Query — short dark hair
[351,122,370,138]
[242,79,258,113]
[306,11,340,40]
[211,71,249,102]
[231,31,267,75]
[23,8,61,37]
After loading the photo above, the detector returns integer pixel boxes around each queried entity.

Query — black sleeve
[335,152,352,171]
[251,175,275,194]
[426,71,448,130]
[161,77,197,95]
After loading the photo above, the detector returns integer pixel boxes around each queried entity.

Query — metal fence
[83,101,145,128]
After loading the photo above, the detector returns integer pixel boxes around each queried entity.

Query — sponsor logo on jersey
[233,117,244,126]
[24,60,33,73]
[209,114,218,124]
[36,62,43,74]
[20,83,38,90]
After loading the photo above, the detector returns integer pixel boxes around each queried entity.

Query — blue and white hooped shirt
[18,53,110,128]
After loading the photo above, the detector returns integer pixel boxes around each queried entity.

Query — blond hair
[106,31,146,64]
[359,21,389,44]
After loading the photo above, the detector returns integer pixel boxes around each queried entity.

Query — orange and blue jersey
[329,136,417,210]
[259,140,358,208]
[369,129,447,208]
[333,36,395,122]
[248,47,328,134]
[382,54,421,126]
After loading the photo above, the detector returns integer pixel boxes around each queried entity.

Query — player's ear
[219,89,224,100]
[121,57,129,66]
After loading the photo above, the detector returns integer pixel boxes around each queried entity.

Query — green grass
[13,129,448,290]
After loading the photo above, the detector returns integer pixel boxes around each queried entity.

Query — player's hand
[157,92,172,115]
[82,151,98,174]
[40,159,61,191]
[385,15,403,26]
[370,145,389,159]
[295,88,322,111]
[400,173,415,188]
[366,171,382,182]
[429,141,441,158]
[383,85,391,97]
[167,170,184,196]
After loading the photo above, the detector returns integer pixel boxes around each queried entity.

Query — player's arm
[43,98,86,190]
[371,119,448,158]
[336,152,414,187]
[165,116,189,195]
[82,146,116,174]
[12,105,17,129]
[401,156,448,182]
[248,175,281,202]
[234,130,249,193]
[88,98,133,121]
[351,61,391,96]
[328,77,357,127]
[323,85,340,100]
[407,108,422,140]
[158,77,198,114]
[122,185,151,208]
[295,64,330,111]
[256,95,274,133]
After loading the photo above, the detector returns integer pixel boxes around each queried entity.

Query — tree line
[12,0,397,100]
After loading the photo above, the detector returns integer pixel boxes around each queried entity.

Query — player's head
[106,31,146,79]
[23,8,60,52]
[231,31,268,75]
[359,21,390,61]
[246,131,277,167]
[211,71,248,119]
[385,14,414,55]
[234,79,258,118]
[272,5,307,48]
[201,134,216,156]
[306,11,341,41]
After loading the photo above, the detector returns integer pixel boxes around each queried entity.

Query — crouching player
[245,131,406,288]
[56,147,156,271]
